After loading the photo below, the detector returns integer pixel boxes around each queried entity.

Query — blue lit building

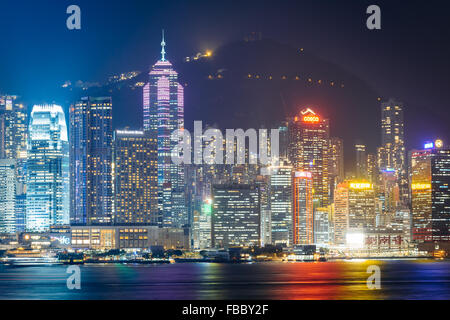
[70,97,113,225]
[26,105,69,232]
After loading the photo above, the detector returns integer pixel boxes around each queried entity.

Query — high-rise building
[26,105,69,231]
[367,153,378,184]
[410,141,450,242]
[314,206,332,245]
[256,175,271,246]
[0,159,16,233]
[143,31,186,227]
[333,180,376,245]
[113,130,158,225]
[379,98,407,204]
[0,95,27,160]
[329,137,344,183]
[288,108,330,208]
[70,97,113,225]
[292,171,314,244]
[269,163,293,246]
[355,144,367,179]
[211,184,260,248]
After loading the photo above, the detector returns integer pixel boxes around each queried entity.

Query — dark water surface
[0,260,449,299]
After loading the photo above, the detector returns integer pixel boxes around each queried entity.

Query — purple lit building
[143,31,186,227]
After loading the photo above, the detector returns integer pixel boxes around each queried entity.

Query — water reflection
[0,260,448,300]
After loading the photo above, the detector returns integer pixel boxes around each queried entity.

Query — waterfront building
[113,130,158,225]
[211,184,260,248]
[26,105,69,231]
[410,141,450,242]
[71,225,189,250]
[292,171,314,244]
[314,206,332,245]
[333,180,377,245]
[70,97,113,225]
[269,163,293,246]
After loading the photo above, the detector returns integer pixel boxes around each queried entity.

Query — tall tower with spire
[143,31,186,227]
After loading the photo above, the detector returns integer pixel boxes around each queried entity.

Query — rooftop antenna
[161,29,166,61]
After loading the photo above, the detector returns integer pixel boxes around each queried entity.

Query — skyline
[0,0,449,161]
[1,1,450,303]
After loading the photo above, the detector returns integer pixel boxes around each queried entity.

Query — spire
[161,29,166,61]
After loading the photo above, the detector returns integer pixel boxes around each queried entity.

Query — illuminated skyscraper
[288,108,330,208]
[269,163,293,246]
[379,99,407,203]
[113,130,158,225]
[293,171,314,244]
[143,31,186,227]
[367,153,378,184]
[314,206,332,245]
[26,105,69,231]
[0,95,27,160]
[410,141,450,242]
[329,137,344,183]
[0,159,16,233]
[211,184,260,248]
[333,180,376,245]
[355,144,367,179]
[70,97,113,225]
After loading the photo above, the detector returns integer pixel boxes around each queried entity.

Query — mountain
[64,39,382,170]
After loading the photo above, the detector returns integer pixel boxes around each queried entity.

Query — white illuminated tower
[143,31,186,227]
[26,105,69,231]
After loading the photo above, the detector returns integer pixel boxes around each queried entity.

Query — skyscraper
[70,97,113,225]
[355,144,367,179]
[269,163,293,246]
[211,184,260,248]
[0,159,16,233]
[333,180,376,245]
[288,108,330,208]
[143,31,186,227]
[26,105,69,231]
[410,141,450,242]
[292,171,314,244]
[0,95,27,160]
[329,137,344,183]
[113,130,158,225]
[379,98,407,204]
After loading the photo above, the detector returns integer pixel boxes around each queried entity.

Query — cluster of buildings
[0,36,449,256]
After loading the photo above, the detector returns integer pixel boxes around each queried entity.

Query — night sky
[0,0,449,156]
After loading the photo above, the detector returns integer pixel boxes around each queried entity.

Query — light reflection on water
[0,260,448,300]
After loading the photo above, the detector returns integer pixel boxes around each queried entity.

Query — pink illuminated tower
[143,31,185,227]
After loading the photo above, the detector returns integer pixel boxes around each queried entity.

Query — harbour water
[0,259,449,300]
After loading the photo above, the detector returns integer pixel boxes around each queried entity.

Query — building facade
[70,97,113,225]
[113,130,158,225]
[269,164,293,246]
[292,171,314,244]
[26,105,69,231]
[211,184,260,248]
[143,32,186,227]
